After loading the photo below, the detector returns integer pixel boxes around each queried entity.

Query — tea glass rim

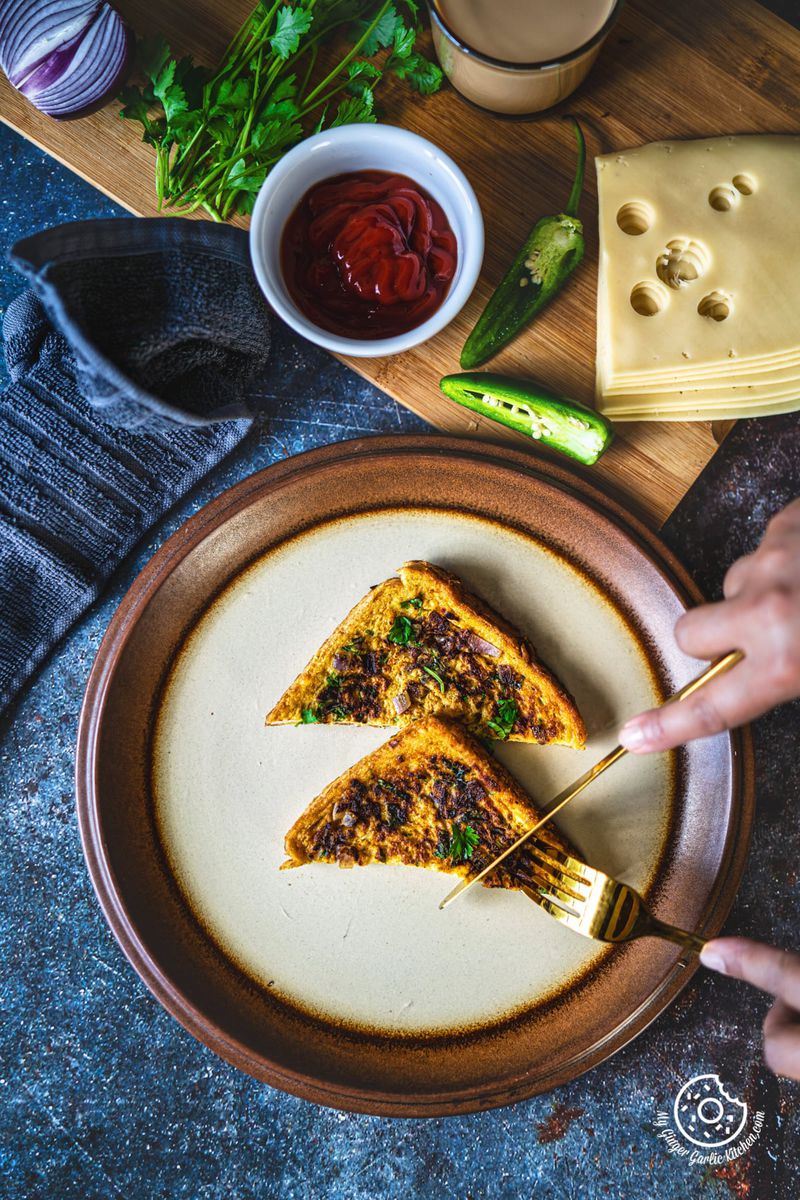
[427,0,626,74]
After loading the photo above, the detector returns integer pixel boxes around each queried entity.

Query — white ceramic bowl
[249,123,484,357]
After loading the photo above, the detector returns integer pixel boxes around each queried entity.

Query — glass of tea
[428,0,625,116]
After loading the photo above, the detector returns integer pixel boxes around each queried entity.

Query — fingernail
[619,720,646,749]
[700,945,728,974]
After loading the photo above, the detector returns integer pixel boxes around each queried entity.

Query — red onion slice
[0,0,132,119]
[393,690,411,715]
[464,631,501,657]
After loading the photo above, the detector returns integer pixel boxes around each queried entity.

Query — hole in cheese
[732,173,756,195]
[655,238,709,290]
[616,201,653,236]
[697,290,733,322]
[709,185,739,212]
[630,281,668,317]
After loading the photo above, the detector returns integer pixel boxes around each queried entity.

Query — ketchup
[280,170,458,339]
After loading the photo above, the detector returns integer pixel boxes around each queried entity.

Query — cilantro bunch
[119,0,442,221]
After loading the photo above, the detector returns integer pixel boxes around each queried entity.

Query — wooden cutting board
[3,0,799,525]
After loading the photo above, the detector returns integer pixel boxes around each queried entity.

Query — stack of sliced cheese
[595,135,800,422]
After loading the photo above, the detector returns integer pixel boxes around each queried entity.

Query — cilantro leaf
[451,823,480,862]
[299,708,318,724]
[262,83,301,122]
[205,113,237,147]
[345,59,382,98]
[270,4,314,60]
[357,3,399,55]
[331,91,376,127]
[151,55,176,99]
[159,84,189,125]
[251,115,303,155]
[173,56,209,109]
[391,22,416,60]
[400,593,423,609]
[436,822,480,863]
[387,614,416,645]
[393,52,443,95]
[149,53,207,126]
[118,84,154,130]
[487,697,518,739]
[227,158,268,192]
[215,77,252,111]
[138,33,171,82]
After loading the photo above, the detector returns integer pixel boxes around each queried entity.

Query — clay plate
[76,436,753,1116]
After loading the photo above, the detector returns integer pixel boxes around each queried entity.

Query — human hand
[701,938,800,1080]
[619,497,800,752]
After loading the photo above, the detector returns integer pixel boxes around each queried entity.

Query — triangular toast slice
[282,716,573,890]
[267,560,585,747]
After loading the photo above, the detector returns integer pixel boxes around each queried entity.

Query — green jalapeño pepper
[461,119,586,370]
[440,372,614,466]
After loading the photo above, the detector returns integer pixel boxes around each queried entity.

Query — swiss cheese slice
[595,135,800,421]
[608,347,800,384]
[602,376,800,406]
[596,395,800,422]
[604,351,800,392]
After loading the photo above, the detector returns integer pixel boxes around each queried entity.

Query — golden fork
[440,649,745,910]
[520,840,706,955]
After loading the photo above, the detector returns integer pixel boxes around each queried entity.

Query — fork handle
[647,916,706,956]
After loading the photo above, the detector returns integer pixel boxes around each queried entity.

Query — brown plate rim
[75,434,754,1116]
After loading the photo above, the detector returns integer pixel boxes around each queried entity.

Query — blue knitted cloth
[0,218,270,712]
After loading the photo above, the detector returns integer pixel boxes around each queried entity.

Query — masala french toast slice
[267,560,585,747]
[282,716,574,890]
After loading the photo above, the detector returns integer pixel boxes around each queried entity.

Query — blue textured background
[2,45,800,1197]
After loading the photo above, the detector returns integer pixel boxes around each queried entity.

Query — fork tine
[527,837,591,875]
[512,857,580,902]
[516,850,586,900]
[523,888,579,925]
[558,852,601,884]
[525,843,594,894]
[525,873,585,907]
